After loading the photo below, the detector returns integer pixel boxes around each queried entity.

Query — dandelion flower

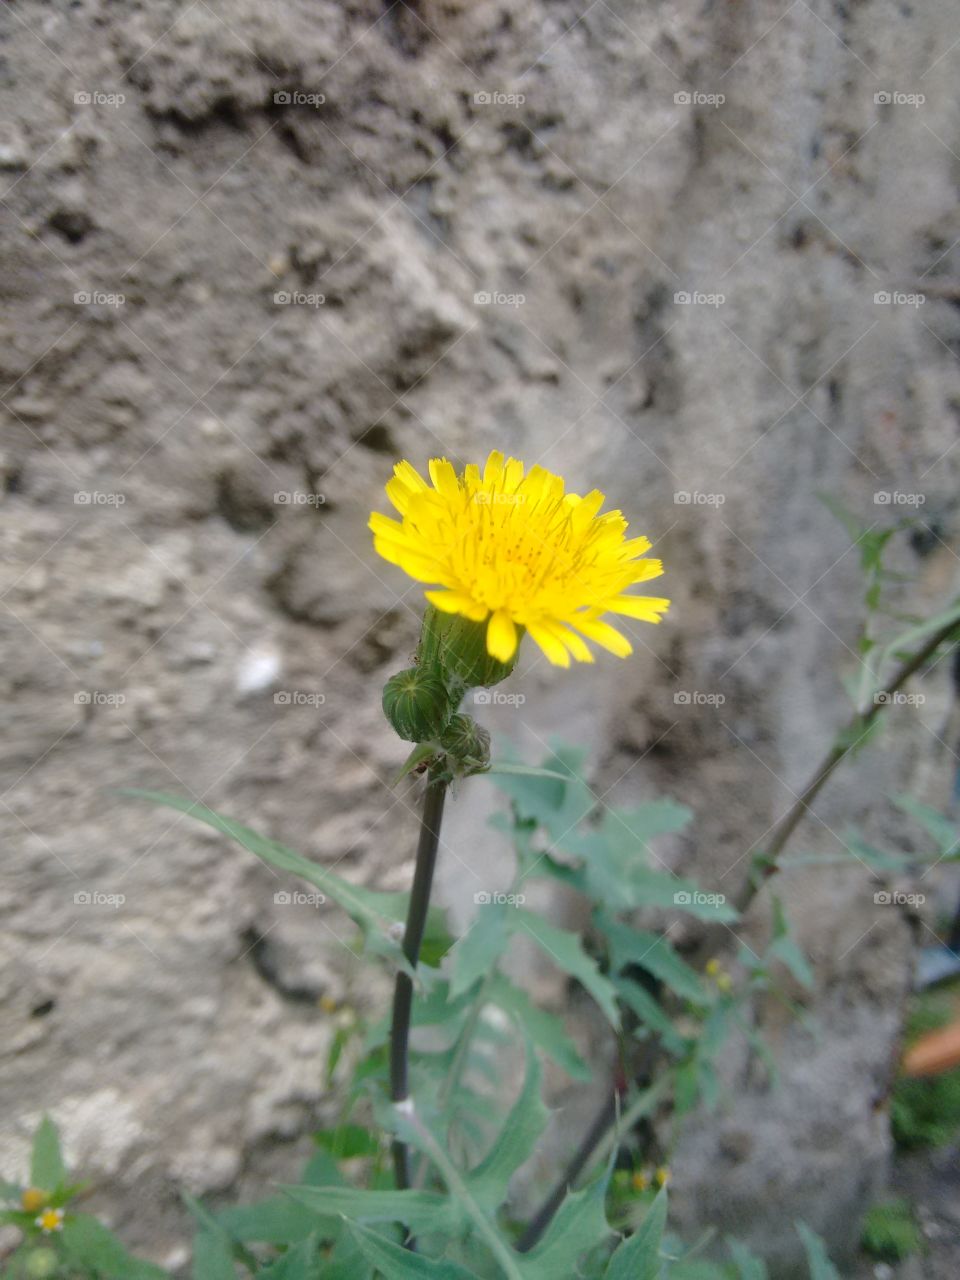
[369,451,669,667]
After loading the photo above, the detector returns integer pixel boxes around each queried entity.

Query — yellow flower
[21,1188,49,1213]
[369,452,669,667]
[35,1207,64,1233]
[655,1166,670,1187]
[631,1170,650,1192]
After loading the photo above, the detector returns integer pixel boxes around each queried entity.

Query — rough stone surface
[2,0,959,1272]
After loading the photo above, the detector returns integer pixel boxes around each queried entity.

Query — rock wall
[2,0,959,1271]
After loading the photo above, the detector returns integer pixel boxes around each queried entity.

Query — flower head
[369,451,669,667]
[35,1207,64,1233]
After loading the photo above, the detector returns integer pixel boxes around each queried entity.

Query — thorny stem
[390,772,447,1193]
[519,614,960,1251]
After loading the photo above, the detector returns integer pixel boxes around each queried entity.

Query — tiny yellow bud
[631,1171,649,1192]
[21,1188,48,1213]
[319,995,338,1014]
[705,958,721,977]
[716,973,733,993]
[655,1166,670,1187]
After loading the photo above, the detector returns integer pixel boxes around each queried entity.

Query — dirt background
[2,0,959,1274]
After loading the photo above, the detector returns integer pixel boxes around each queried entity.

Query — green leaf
[346,1220,482,1278]
[314,1125,382,1159]
[61,1214,169,1279]
[30,1115,67,1190]
[282,1186,457,1236]
[257,1235,325,1279]
[488,746,595,840]
[604,1187,667,1280]
[895,795,959,856]
[612,976,689,1056]
[509,910,619,1028]
[468,1043,548,1211]
[217,1194,335,1245]
[602,917,706,1004]
[192,1229,238,1280]
[449,902,509,1000]
[727,1237,769,1279]
[119,791,448,957]
[768,900,814,990]
[490,976,591,1080]
[518,1165,614,1280]
[796,1222,840,1280]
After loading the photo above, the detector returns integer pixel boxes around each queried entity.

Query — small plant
[861,1198,922,1262]
[892,994,960,1150]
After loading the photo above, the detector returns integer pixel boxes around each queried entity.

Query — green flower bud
[24,1250,59,1279]
[382,667,453,743]
[440,713,491,776]
[418,607,520,692]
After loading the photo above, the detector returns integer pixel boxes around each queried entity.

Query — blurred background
[2,0,959,1274]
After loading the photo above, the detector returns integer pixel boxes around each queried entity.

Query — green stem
[390,772,447,1191]
[401,1103,525,1280]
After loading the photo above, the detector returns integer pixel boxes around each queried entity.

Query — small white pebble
[235,646,282,694]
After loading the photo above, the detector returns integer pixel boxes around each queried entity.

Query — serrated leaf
[509,910,619,1028]
[602,917,706,1004]
[449,902,509,999]
[604,1187,667,1280]
[518,1165,614,1280]
[61,1215,170,1279]
[488,746,595,839]
[346,1220,482,1278]
[468,1043,548,1210]
[30,1115,67,1190]
[490,975,591,1080]
[282,1186,458,1236]
[119,791,448,958]
[796,1222,840,1280]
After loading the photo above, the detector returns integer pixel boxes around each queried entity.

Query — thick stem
[390,773,447,1190]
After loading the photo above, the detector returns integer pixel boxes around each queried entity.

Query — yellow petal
[607,595,671,622]
[428,458,461,501]
[425,589,488,621]
[527,621,571,667]
[572,616,634,658]
[486,609,518,662]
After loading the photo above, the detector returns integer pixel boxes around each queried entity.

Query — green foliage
[890,994,960,1151]
[860,1199,922,1262]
